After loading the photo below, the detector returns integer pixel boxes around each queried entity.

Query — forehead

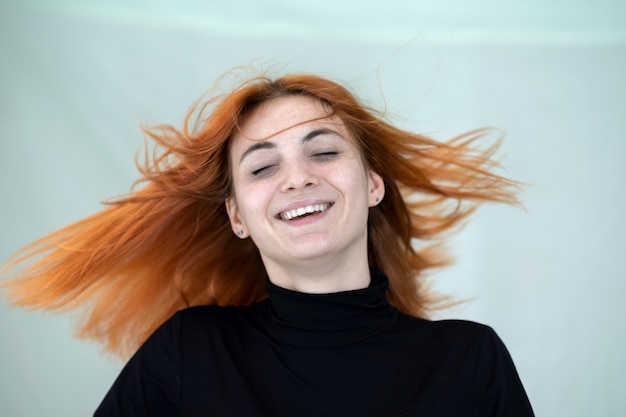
[234,95,341,142]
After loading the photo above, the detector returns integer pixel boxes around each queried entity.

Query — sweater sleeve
[93,312,183,417]
[472,326,535,417]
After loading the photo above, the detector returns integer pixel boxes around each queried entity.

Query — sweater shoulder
[170,301,265,337]
[175,302,258,323]
[395,314,498,345]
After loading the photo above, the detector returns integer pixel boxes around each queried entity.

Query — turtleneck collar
[254,268,398,348]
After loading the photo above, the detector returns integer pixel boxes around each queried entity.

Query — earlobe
[368,170,385,207]
[225,197,248,238]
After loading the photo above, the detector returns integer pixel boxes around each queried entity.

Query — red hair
[1,73,519,358]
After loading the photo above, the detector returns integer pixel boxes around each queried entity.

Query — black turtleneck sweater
[94,270,534,416]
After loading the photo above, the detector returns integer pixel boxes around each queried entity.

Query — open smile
[277,203,333,220]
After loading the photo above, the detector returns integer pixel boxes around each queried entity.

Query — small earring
[375,197,380,203]
[235,230,244,237]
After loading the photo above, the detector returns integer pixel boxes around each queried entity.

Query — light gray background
[1,1,625,416]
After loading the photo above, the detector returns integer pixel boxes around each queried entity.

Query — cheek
[236,181,274,223]
[333,163,370,193]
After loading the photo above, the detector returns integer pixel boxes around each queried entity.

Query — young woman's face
[226,95,384,272]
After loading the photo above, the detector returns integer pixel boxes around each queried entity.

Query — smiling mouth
[278,203,333,220]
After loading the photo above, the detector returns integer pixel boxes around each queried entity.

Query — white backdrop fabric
[1,1,625,416]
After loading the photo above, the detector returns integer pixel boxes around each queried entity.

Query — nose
[280,160,319,192]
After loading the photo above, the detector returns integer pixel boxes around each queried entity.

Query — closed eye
[251,165,277,177]
[312,151,338,161]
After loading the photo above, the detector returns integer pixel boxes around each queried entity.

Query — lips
[278,202,333,220]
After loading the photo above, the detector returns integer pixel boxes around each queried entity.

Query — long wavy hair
[1,73,519,358]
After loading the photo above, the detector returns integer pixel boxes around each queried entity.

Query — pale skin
[225,95,385,294]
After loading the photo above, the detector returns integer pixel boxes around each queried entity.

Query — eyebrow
[239,128,340,163]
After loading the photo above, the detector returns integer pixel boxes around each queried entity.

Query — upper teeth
[281,203,330,220]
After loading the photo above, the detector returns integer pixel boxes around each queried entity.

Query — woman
[2,73,534,416]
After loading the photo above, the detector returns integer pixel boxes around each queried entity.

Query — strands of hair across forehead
[1,69,520,359]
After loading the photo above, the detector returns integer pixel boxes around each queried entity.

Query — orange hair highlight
[1,73,519,359]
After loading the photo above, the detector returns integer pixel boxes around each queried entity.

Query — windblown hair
[1,73,518,359]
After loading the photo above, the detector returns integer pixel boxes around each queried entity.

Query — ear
[367,169,385,207]
[225,196,249,238]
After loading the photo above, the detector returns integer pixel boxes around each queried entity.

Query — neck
[262,256,371,294]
